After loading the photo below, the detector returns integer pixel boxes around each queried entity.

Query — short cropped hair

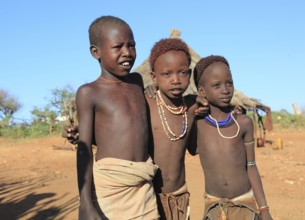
[149,38,191,71]
[194,55,230,88]
[89,15,130,46]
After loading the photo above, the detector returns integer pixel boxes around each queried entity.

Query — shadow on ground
[0,176,78,220]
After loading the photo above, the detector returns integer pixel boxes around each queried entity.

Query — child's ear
[198,86,206,97]
[90,45,101,59]
[150,71,158,86]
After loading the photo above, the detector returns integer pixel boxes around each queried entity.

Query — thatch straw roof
[134,28,270,113]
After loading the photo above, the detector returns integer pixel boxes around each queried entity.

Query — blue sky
[1,1,304,122]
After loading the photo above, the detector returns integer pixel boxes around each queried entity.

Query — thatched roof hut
[134,29,199,96]
[134,29,273,143]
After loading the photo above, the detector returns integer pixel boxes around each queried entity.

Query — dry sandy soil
[0,128,305,220]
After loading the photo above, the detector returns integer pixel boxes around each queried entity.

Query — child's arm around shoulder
[187,120,198,155]
[76,83,102,219]
[183,94,209,117]
[183,94,208,155]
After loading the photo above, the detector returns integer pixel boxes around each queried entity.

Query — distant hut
[134,28,273,146]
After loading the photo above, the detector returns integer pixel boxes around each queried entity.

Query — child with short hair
[194,55,273,220]
[76,15,159,220]
[66,37,209,220]
[147,38,204,220]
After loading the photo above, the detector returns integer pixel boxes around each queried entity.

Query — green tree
[31,105,57,135]
[30,85,76,135]
[48,85,76,120]
[272,109,305,128]
[0,89,22,127]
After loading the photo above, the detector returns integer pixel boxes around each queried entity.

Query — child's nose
[171,74,181,84]
[221,85,230,93]
[122,47,131,56]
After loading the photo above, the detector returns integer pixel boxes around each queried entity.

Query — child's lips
[120,60,133,67]
[120,61,133,70]
[220,97,232,102]
[170,88,183,95]
[121,61,131,66]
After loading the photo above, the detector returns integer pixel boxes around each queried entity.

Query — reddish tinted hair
[149,38,191,71]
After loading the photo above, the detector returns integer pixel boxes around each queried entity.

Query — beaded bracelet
[259,205,269,212]
[244,140,255,145]
[247,161,256,166]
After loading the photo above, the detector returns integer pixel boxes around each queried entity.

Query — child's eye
[180,70,188,75]
[113,44,122,49]
[128,41,136,48]
[226,81,233,87]
[161,72,170,77]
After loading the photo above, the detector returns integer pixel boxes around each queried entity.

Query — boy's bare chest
[96,85,146,114]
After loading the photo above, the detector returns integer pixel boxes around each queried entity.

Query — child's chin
[170,93,184,99]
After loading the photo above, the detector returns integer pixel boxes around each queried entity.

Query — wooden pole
[253,107,257,147]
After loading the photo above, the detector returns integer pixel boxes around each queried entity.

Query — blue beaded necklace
[204,113,234,128]
[204,112,240,139]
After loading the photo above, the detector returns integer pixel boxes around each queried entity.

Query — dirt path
[0,128,305,219]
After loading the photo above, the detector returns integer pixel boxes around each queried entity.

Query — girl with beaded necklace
[193,55,273,220]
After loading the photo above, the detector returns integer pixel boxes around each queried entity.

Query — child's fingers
[144,85,157,98]
[195,106,209,116]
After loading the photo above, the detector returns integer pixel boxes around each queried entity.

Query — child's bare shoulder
[77,81,95,93]
[128,72,144,88]
[129,72,142,78]
[76,80,101,99]
[237,114,253,125]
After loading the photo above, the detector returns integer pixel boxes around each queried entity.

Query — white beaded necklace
[156,90,186,115]
[207,113,240,139]
[156,90,188,141]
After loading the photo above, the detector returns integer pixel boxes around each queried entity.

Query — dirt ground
[0,128,305,220]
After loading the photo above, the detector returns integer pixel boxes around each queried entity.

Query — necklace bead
[207,113,240,139]
[156,90,188,141]
[157,90,186,115]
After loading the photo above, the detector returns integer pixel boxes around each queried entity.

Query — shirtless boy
[76,16,159,220]
[193,55,273,220]
[147,38,206,220]
[65,38,209,220]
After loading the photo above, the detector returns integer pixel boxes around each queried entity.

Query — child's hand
[231,106,243,115]
[62,125,79,145]
[260,210,273,220]
[144,84,158,98]
[194,96,209,116]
